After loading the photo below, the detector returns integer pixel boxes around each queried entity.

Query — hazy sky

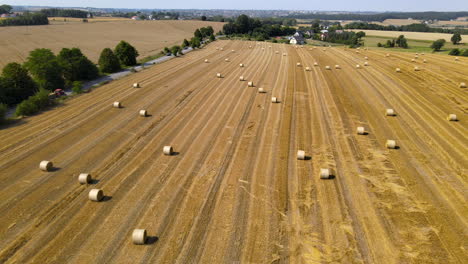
[3,0,468,11]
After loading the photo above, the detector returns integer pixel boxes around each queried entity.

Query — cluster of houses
[288,28,345,45]
[0,13,16,18]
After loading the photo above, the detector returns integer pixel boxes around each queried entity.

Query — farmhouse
[290,32,305,45]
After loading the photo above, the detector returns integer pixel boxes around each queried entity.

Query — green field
[363,35,467,54]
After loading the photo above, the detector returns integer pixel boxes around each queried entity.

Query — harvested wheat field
[0,40,467,263]
[350,29,468,43]
[0,20,224,68]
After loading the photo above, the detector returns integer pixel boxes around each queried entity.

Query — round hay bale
[314,62,318,66]
[271,97,278,103]
[386,53,390,57]
[139,110,148,117]
[204,59,209,63]
[364,62,369,66]
[297,150,306,160]
[455,57,459,61]
[220,48,224,51]
[113,102,121,108]
[386,140,397,149]
[78,173,91,184]
[459,82,466,88]
[423,59,427,63]
[133,83,140,88]
[283,53,287,56]
[386,109,396,116]
[320,168,331,179]
[447,114,457,121]
[356,64,361,69]
[39,161,53,171]
[258,87,266,93]
[249,46,252,48]
[364,56,368,60]
[335,65,340,69]
[415,53,419,55]
[216,73,222,78]
[225,58,229,62]
[305,67,311,71]
[89,189,104,201]
[239,76,245,81]
[248,81,254,87]
[414,66,420,71]
[269,46,272,48]
[163,146,173,155]
[356,127,366,135]
[414,56,419,59]
[296,62,301,67]
[411,59,416,62]
[239,63,244,67]
[325,66,331,70]
[231,49,235,52]
[275,51,279,54]
[132,229,147,245]
[395,68,401,73]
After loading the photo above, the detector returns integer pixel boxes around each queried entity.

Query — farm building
[290,32,305,45]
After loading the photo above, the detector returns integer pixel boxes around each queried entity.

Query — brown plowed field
[0,41,467,263]
[0,20,224,68]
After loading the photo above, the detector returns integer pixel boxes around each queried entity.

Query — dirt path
[0,41,466,264]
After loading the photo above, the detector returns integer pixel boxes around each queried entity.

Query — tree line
[163,26,216,57]
[0,13,49,27]
[0,41,140,120]
[222,14,296,41]
[287,11,468,22]
[40,8,89,18]
[344,22,468,35]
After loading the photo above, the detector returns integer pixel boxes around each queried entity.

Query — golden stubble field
[0,40,467,263]
[0,20,224,68]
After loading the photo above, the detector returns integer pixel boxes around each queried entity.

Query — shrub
[15,88,51,116]
[449,48,460,56]
[461,49,468,57]
[72,81,83,94]
[377,42,383,47]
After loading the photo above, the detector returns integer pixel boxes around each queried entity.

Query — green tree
[98,48,121,73]
[171,45,182,56]
[182,39,190,48]
[163,47,171,54]
[15,88,51,116]
[190,37,201,48]
[462,49,468,57]
[0,4,12,14]
[395,35,408,48]
[451,33,462,45]
[0,63,37,105]
[114,41,139,66]
[431,39,446,51]
[72,81,83,94]
[201,15,207,21]
[57,48,98,84]
[194,29,203,39]
[24,49,64,91]
[209,34,216,41]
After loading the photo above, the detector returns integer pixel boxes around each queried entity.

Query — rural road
[0,41,466,263]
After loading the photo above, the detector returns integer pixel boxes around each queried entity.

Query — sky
[2,0,468,11]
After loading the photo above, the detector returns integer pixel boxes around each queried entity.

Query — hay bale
[460,82,467,88]
[447,114,458,121]
[415,53,419,55]
[320,168,332,179]
[271,97,278,103]
[335,65,340,69]
[239,76,245,81]
[414,66,420,71]
[204,59,209,63]
[423,59,427,63]
[39,161,53,171]
[411,59,416,62]
[231,49,235,52]
[113,102,121,108]
[275,51,279,54]
[78,173,91,184]
[305,67,311,71]
[240,63,244,67]
[386,53,390,57]
[415,56,419,59]
[356,127,366,135]
[386,140,397,149]
[248,81,254,87]
[132,229,147,245]
[455,57,459,61]
[89,189,104,201]
[364,56,368,60]
[297,150,306,160]
[364,62,369,66]
[356,64,361,69]
[386,109,396,116]
[216,73,222,78]
[225,58,229,62]
[283,53,287,56]
[133,83,140,88]
[139,110,148,117]
[220,48,224,51]
[325,66,331,70]
[314,62,319,66]
[395,68,401,73]
[163,146,173,155]
[296,62,301,67]
[258,88,266,93]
